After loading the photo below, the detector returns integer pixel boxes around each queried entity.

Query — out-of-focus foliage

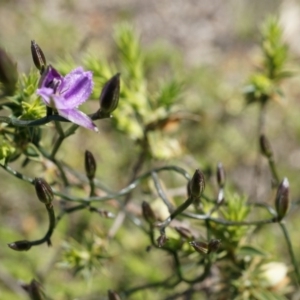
[244,16,290,105]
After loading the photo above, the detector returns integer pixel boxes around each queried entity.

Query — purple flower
[37,65,98,131]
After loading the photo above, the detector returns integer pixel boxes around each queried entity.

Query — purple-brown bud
[142,201,156,224]
[8,240,31,251]
[275,178,290,221]
[174,226,194,240]
[31,40,47,74]
[0,48,18,95]
[99,73,120,114]
[216,162,226,188]
[85,150,97,180]
[21,279,43,300]
[108,290,121,300]
[157,234,168,247]
[189,241,208,254]
[208,239,221,253]
[189,169,205,201]
[260,134,273,158]
[34,178,53,205]
[190,239,221,255]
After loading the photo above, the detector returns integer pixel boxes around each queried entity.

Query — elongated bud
[190,239,221,255]
[175,226,194,240]
[157,234,168,247]
[275,178,289,221]
[8,240,31,251]
[34,178,53,205]
[189,169,205,201]
[22,279,44,300]
[99,73,120,114]
[216,162,226,188]
[85,150,97,180]
[108,290,121,300]
[0,48,18,95]
[208,239,221,253]
[189,241,208,254]
[31,40,46,73]
[260,134,273,158]
[142,201,156,224]
[217,189,225,205]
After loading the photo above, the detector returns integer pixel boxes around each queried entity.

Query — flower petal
[38,65,63,89]
[58,67,93,108]
[36,87,54,106]
[58,108,98,132]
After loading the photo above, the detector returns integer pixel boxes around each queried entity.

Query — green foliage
[244,16,290,105]
[210,193,251,250]
[59,232,108,280]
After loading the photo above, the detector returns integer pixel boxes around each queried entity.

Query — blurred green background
[1,0,300,299]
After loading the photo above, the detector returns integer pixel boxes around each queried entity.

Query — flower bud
[217,189,225,205]
[175,226,194,240]
[99,73,120,114]
[216,162,226,188]
[189,169,205,201]
[34,178,53,205]
[189,241,208,254]
[142,201,156,224]
[157,234,168,247]
[108,290,121,300]
[208,239,221,253]
[275,178,290,221]
[190,239,221,255]
[8,240,31,251]
[85,150,97,180]
[0,48,18,95]
[21,279,44,300]
[260,134,273,158]
[31,40,47,73]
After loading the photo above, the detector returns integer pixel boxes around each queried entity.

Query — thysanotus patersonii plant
[0,18,299,299]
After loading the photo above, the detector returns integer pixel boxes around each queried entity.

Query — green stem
[157,197,193,233]
[89,178,95,197]
[0,111,110,127]
[51,123,78,159]
[184,211,275,226]
[151,171,174,213]
[268,156,280,187]
[0,163,211,205]
[124,277,180,297]
[279,222,300,285]
[29,203,56,247]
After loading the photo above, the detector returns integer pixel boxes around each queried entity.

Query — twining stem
[0,162,280,227]
[8,203,56,251]
[38,145,69,187]
[124,277,179,297]
[157,197,194,233]
[51,123,79,159]
[0,111,110,128]
[108,148,147,238]
[184,211,275,226]
[279,222,300,285]
[253,101,268,201]
[267,155,280,187]
[30,203,56,246]
[151,171,174,213]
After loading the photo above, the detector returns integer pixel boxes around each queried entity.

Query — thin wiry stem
[30,203,56,246]
[279,222,300,286]
[0,110,110,127]
[151,171,174,213]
